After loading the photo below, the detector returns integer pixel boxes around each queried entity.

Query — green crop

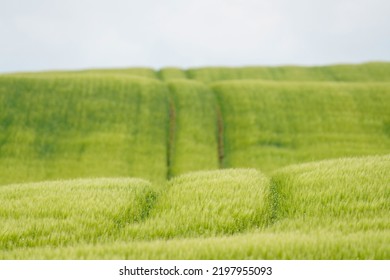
[167,80,219,177]
[1,155,388,259]
[124,169,270,240]
[0,63,389,259]
[187,62,390,83]
[0,75,169,184]
[0,178,154,250]
[213,81,390,172]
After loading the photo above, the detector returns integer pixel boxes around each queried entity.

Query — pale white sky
[1,0,390,73]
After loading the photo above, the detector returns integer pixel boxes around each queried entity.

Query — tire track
[166,94,176,179]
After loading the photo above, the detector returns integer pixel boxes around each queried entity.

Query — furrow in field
[165,80,219,177]
[166,97,176,179]
[212,84,226,169]
[216,105,225,168]
[124,169,271,240]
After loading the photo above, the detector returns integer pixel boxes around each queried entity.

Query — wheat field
[0,62,389,259]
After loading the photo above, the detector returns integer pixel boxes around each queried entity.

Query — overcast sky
[1,0,390,73]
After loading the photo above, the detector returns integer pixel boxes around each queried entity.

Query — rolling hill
[0,62,389,259]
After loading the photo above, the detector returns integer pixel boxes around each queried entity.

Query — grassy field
[271,155,389,233]
[0,178,155,250]
[213,81,390,172]
[1,155,388,259]
[0,75,169,184]
[0,63,389,259]
[124,169,271,240]
[187,62,390,83]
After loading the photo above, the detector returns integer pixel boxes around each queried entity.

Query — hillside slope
[214,81,390,172]
[0,63,389,259]
[0,76,169,184]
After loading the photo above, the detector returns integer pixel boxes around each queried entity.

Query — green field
[0,75,169,184]
[0,62,389,259]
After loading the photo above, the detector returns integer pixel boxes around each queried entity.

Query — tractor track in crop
[166,96,176,179]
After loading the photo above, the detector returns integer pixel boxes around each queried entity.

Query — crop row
[0,154,388,258]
